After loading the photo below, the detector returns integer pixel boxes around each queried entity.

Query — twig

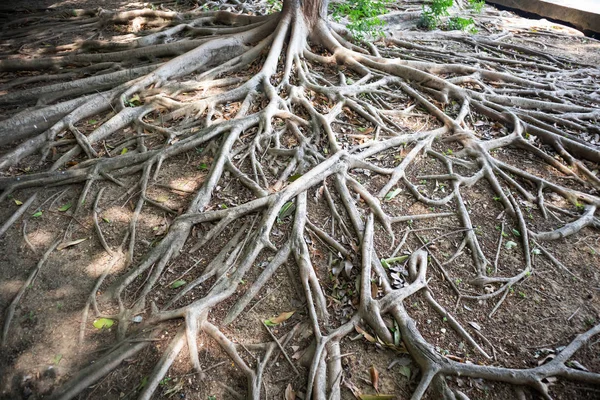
[261,320,300,376]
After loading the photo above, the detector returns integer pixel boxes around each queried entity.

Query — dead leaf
[343,380,362,399]
[569,360,589,371]
[344,260,353,278]
[468,321,481,331]
[369,365,379,392]
[355,325,376,343]
[58,238,87,250]
[156,195,169,203]
[285,383,295,400]
[371,281,378,298]
[264,311,295,326]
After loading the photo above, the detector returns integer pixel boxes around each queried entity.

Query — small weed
[447,16,475,32]
[330,0,392,40]
[468,0,485,13]
[266,0,282,12]
[159,377,172,386]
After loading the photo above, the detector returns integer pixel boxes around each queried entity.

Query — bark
[286,0,329,27]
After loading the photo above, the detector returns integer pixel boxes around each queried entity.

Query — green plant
[419,0,477,33]
[266,0,282,12]
[331,0,392,40]
[159,377,172,386]
[419,0,453,30]
[468,0,484,13]
[447,16,476,32]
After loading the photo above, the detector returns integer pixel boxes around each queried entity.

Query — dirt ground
[0,1,599,400]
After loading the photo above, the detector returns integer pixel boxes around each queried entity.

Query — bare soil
[0,1,599,400]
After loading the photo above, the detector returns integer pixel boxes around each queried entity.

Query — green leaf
[171,280,186,289]
[32,211,43,218]
[532,248,541,255]
[120,147,128,155]
[138,376,148,390]
[219,204,228,209]
[288,173,302,182]
[512,229,521,237]
[58,203,72,212]
[398,365,411,379]
[53,354,63,365]
[382,255,409,265]
[197,163,208,170]
[384,188,401,202]
[14,199,23,206]
[505,241,517,250]
[102,217,111,223]
[359,395,395,400]
[278,201,295,220]
[93,318,115,329]
[393,320,401,346]
[88,119,97,124]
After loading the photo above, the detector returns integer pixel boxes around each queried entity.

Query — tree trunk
[284,0,329,27]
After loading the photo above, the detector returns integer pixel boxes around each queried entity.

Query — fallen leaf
[569,360,589,371]
[264,311,295,326]
[93,318,114,329]
[468,321,482,331]
[32,211,43,218]
[398,365,411,379]
[14,199,23,206]
[359,395,394,400]
[371,281,378,298]
[384,188,401,202]
[58,238,87,250]
[278,201,296,221]
[288,173,302,182]
[285,383,295,400]
[120,147,128,155]
[58,203,72,212]
[505,241,517,249]
[344,260,353,278]
[369,365,379,392]
[356,325,376,343]
[171,280,186,289]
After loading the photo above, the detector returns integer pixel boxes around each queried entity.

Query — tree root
[1,1,600,399]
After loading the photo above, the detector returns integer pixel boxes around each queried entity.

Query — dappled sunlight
[0,279,25,300]
[82,250,125,278]
[496,16,584,35]
[0,0,599,398]
[26,228,55,249]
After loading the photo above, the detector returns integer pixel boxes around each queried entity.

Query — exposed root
[1,0,600,398]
